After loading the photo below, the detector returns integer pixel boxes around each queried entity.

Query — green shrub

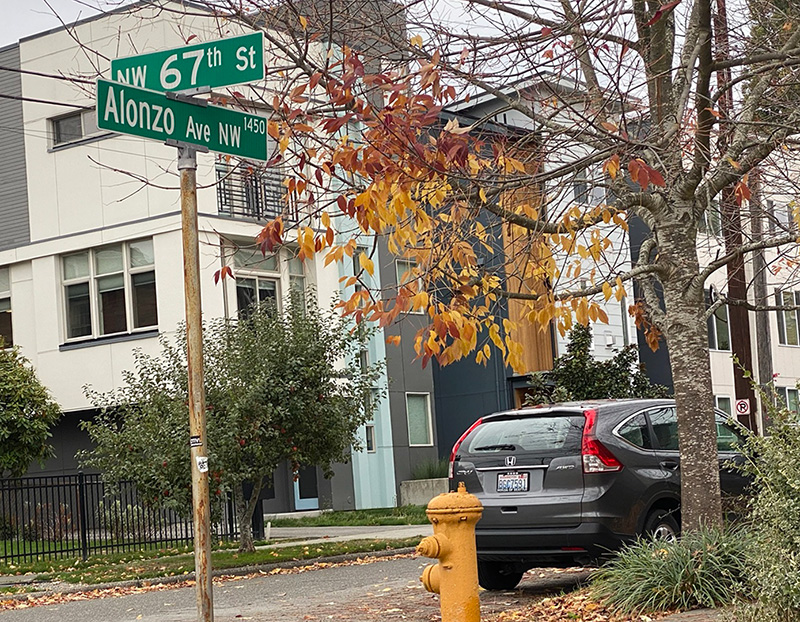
[589,527,751,615]
[410,458,449,480]
[734,399,800,621]
[98,500,155,541]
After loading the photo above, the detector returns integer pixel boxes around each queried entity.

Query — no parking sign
[735,399,750,416]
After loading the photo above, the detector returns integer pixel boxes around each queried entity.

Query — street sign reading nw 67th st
[96,78,268,161]
[110,32,264,92]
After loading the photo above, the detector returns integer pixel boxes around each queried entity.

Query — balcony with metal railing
[216,163,301,223]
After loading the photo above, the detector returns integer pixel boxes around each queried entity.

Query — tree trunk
[659,224,723,531]
[233,478,264,553]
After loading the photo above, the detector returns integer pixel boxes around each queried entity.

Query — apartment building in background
[0,1,439,513]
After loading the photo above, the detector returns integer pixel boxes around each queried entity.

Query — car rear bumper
[476,521,633,567]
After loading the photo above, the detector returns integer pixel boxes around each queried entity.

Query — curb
[1,546,418,602]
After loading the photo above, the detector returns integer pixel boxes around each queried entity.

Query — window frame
[405,392,434,447]
[228,241,309,317]
[715,396,733,417]
[778,386,799,414]
[61,239,157,342]
[706,290,731,351]
[776,289,800,346]
[0,266,12,347]
[50,108,104,149]
[365,424,376,453]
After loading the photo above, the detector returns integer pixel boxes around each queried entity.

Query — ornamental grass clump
[589,527,750,615]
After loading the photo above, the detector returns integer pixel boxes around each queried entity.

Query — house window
[572,168,589,204]
[365,425,376,452]
[706,291,730,351]
[715,396,732,416]
[699,200,722,236]
[288,256,306,302]
[406,393,433,446]
[0,267,12,346]
[62,239,157,340]
[778,387,799,413]
[51,109,99,148]
[776,290,800,346]
[231,243,306,316]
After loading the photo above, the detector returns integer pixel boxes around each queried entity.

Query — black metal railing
[0,473,239,564]
[216,164,302,223]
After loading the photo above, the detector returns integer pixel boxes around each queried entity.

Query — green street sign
[110,32,264,92]
[96,78,268,160]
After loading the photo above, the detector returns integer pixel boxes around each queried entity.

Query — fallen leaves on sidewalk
[0,553,414,611]
[488,589,663,622]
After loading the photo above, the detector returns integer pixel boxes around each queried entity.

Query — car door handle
[660,460,680,471]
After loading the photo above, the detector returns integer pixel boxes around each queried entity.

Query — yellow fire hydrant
[416,482,483,622]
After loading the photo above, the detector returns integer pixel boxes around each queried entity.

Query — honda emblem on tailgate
[505,456,516,467]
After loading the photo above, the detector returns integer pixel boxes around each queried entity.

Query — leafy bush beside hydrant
[733,402,800,622]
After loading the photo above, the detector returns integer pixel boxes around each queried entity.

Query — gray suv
[448,399,749,590]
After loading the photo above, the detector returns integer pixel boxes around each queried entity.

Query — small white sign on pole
[735,399,750,416]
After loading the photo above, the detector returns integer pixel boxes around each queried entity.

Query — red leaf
[648,167,665,187]
[645,0,681,27]
[541,27,553,36]
[186,34,197,43]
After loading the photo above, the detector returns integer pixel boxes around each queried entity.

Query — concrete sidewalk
[262,523,432,548]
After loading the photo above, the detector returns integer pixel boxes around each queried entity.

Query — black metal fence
[0,473,239,564]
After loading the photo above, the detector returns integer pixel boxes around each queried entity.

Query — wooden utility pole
[179,145,214,622]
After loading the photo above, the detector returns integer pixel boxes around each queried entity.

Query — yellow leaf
[603,155,620,179]
[410,34,423,47]
[479,187,487,203]
[386,335,401,346]
[602,281,613,301]
[359,252,374,276]
[299,15,308,29]
[615,276,626,302]
[321,211,331,228]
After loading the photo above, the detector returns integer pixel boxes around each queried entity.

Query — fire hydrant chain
[416,482,483,622]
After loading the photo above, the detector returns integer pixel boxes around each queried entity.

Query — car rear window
[465,415,583,454]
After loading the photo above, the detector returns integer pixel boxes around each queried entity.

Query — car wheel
[477,561,524,590]
[643,508,680,541]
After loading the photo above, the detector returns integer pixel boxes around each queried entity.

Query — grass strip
[0,537,421,589]
[269,505,428,527]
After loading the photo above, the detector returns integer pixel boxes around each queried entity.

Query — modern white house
[0,1,440,513]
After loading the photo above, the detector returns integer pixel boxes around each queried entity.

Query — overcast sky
[1,0,102,48]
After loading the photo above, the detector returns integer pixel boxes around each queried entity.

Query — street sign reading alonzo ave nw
[110,32,264,92]
[96,78,268,160]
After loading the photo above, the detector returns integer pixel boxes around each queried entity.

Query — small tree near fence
[525,324,669,405]
[0,343,62,478]
[80,295,381,552]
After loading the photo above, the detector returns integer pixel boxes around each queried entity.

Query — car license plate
[497,472,529,492]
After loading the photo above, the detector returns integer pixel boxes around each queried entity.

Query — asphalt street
[1,556,592,622]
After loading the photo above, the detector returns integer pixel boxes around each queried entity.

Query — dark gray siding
[379,240,439,489]
[0,45,30,251]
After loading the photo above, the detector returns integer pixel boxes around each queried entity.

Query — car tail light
[448,418,483,479]
[582,409,622,473]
